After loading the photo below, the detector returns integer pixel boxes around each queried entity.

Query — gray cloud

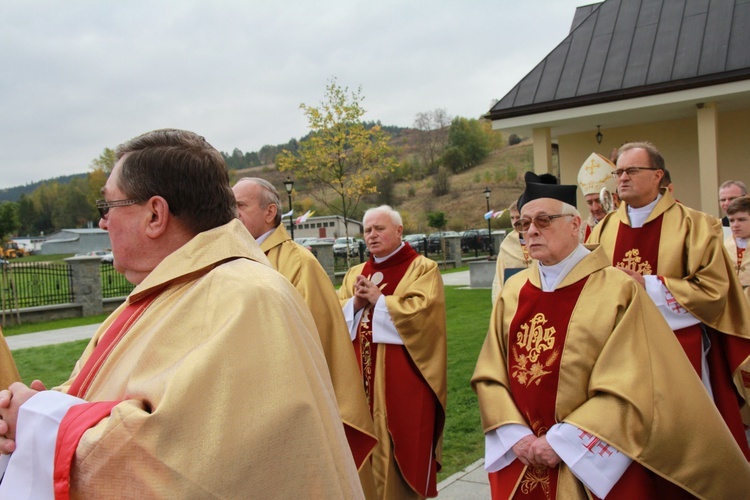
[0,0,584,189]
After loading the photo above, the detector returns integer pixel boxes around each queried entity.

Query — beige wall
[557,108,750,218]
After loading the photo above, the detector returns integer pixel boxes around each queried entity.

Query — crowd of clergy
[0,130,747,499]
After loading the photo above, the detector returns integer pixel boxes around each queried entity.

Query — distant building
[284,215,363,239]
[486,0,750,215]
[40,228,111,255]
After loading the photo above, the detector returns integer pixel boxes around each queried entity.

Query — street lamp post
[484,187,493,257]
[284,176,295,241]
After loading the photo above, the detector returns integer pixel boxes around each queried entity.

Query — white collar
[538,244,591,292]
[374,243,405,263]
[254,228,275,245]
[627,193,662,228]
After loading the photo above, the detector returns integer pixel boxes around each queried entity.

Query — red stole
[352,245,442,497]
[67,295,157,398]
[54,294,158,500]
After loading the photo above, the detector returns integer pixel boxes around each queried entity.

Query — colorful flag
[493,209,508,219]
[295,210,315,225]
[484,210,494,220]
[281,209,294,218]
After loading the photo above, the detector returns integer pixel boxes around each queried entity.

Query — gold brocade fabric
[472,247,750,498]
[339,255,447,499]
[261,225,377,465]
[588,190,750,341]
[56,220,363,499]
[492,231,532,304]
[0,327,20,390]
[725,236,750,304]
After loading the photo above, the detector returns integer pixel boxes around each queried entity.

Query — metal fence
[101,262,134,298]
[0,262,74,309]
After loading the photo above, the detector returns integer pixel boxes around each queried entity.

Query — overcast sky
[0,0,589,190]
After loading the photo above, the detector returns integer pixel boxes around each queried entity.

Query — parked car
[294,237,318,252]
[333,237,361,258]
[403,233,427,252]
[461,229,491,252]
[426,231,459,253]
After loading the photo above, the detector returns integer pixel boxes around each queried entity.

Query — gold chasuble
[473,247,750,499]
[52,220,363,498]
[339,245,447,499]
[260,225,378,491]
[0,327,20,389]
[588,190,750,458]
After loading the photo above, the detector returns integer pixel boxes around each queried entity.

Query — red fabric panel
[344,424,378,470]
[489,460,524,499]
[673,325,704,376]
[611,216,664,276]
[384,345,441,497]
[706,328,750,460]
[53,401,119,500]
[67,295,156,398]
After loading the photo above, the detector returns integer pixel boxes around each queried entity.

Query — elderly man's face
[232,180,275,239]
[520,198,580,266]
[720,184,744,215]
[364,210,403,258]
[98,158,153,283]
[585,193,606,221]
[614,148,663,208]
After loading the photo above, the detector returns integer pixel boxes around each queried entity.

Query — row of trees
[1,80,505,245]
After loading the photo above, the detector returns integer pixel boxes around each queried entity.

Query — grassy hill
[231,140,534,235]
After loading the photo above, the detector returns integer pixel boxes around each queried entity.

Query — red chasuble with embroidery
[611,217,750,459]
[489,278,585,499]
[353,244,442,497]
[491,277,686,500]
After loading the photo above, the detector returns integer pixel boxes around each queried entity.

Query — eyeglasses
[96,199,142,219]
[513,214,573,233]
[611,167,659,179]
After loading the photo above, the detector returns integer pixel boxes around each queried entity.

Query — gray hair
[560,201,581,218]
[363,205,403,227]
[237,177,283,226]
[720,180,748,195]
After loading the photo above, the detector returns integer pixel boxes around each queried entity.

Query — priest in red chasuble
[233,177,378,496]
[472,172,750,499]
[338,205,447,499]
[0,129,363,499]
[588,142,750,459]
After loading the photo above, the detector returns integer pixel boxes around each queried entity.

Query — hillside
[232,140,535,235]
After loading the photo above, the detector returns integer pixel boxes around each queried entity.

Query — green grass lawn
[10,283,493,481]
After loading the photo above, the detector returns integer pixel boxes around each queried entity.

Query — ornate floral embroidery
[616,248,652,275]
[519,466,550,497]
[511,312,560,386]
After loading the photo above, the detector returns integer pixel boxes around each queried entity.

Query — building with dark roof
[486,0,750,214]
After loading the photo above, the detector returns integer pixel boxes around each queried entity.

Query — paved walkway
[6,269,491,497]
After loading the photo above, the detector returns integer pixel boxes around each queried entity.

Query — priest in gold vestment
[0,129,363,499]
[339,205,446,499]
[233,177,378,496]
[588,142,750,458]
[473,172,750,499]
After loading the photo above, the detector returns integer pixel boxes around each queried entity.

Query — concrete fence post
[65,256,104,317]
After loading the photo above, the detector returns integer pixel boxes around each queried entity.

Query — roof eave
[486,70,750,121]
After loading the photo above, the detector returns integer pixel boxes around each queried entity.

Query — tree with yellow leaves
[277,78,397,266]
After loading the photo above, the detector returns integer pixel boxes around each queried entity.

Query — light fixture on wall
[596,125,603,144]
